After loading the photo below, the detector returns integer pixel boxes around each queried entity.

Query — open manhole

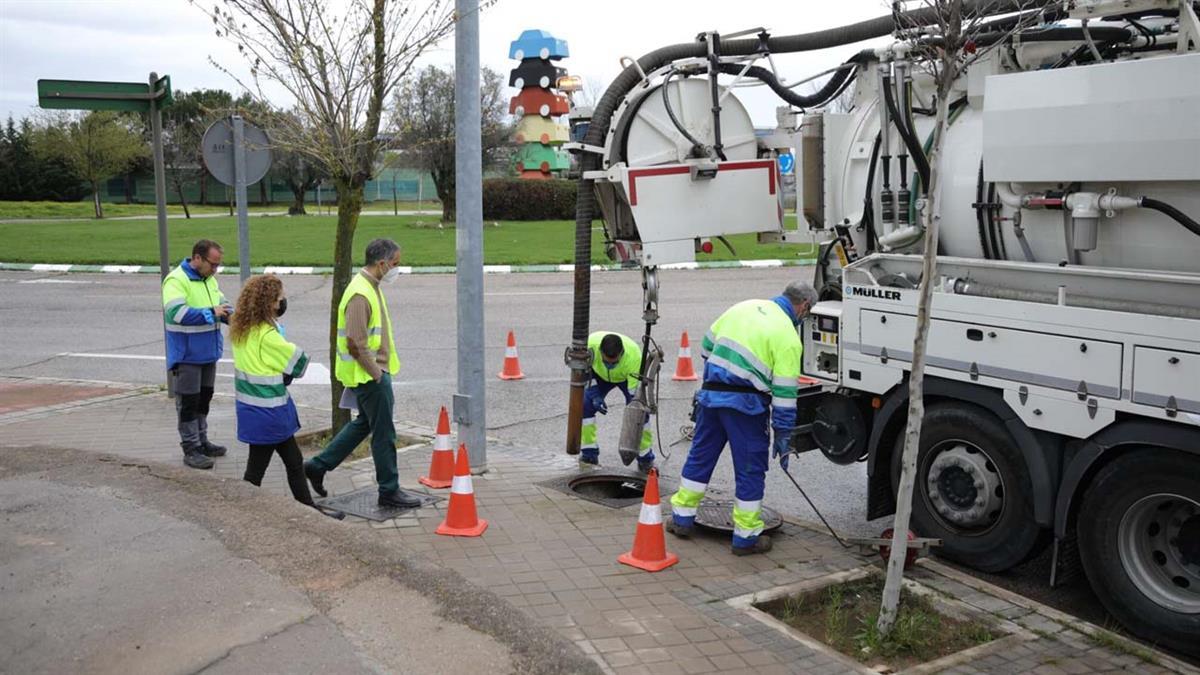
[571,473,646,502]
[695,498,784,534]
[537,470,674,509]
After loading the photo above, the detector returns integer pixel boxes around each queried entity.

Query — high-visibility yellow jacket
[161,259,226,369]
[588,331,642,389]
[698,296,803,432]
[232,322,308,444]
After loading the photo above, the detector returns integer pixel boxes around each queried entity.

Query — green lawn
[0,213,815,266]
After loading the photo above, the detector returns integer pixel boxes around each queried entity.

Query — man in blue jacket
[162,240,232,469]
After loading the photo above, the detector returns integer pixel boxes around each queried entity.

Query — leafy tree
[390,64,510,222]
[30,111,147,218]
[0,117,87,201]
[274,144,329,215]
[200,0,456,430]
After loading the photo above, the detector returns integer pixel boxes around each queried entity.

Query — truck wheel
[1077,450,1200,656]
[891,402,1044,572]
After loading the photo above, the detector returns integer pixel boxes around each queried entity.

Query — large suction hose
[564,0,1057,454]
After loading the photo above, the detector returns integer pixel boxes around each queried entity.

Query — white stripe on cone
[505,346,519,357]
[678,346,691,357]
[638,502,663,526]
[451,475,473,494]
[434,434,452,451]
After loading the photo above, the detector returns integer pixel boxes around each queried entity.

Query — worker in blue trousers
[667,281,817,555]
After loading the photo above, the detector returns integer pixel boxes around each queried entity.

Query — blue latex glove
[588,390,608,415]
[772,431,791,471]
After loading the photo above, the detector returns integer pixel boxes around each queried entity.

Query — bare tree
[162,89,237,218]
[572,76,606,109]
[878,0,1041,635]
[195,0,455,430]
[390,64,511,222]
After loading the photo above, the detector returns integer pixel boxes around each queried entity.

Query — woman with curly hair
[231,274,342,519]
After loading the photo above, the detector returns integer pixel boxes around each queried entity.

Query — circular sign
[201,117,272,187]
[778,153,795,175]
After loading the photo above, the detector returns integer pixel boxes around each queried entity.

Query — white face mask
[382,265,401,284]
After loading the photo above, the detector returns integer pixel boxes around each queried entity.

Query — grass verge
[1085,625,1161,666]
[758,575,995,671]
[0,213,815,266]
[0,200,290,219]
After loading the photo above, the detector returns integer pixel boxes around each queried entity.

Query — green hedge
[482,178,577,220]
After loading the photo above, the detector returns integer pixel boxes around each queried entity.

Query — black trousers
[243,436,315,507]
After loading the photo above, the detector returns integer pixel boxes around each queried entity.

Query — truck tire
[1077,450,1200,656]
[891,402,1044,572]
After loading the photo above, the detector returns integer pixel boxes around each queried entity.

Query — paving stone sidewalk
[1,378,1195,675]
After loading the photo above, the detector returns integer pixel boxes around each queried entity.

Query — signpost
[38,72,175,392]
[201,116,272,282]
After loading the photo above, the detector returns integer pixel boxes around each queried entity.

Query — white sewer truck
[563,0,1200,654]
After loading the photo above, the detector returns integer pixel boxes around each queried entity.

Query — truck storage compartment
[1132,346,1200,414]
[858,310,1123,399]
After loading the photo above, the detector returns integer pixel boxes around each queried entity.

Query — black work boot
[378,490,423,508]
[199,440,227,457]
[732,534,773,556]
[182,445,214,470]
[666,519,693,539]
[303,460,328,497]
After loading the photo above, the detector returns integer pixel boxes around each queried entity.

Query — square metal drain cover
[537,469,676,509]
[317,486,441,521]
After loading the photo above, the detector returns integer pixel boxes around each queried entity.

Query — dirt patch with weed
[295,427,428,462]
[757,574,996,671]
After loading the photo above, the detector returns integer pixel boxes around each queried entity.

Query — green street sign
[38,76,172,112]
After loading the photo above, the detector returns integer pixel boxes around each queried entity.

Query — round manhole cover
[694,499,784,533]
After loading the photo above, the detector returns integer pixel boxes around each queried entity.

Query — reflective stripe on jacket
[162,259,225,369]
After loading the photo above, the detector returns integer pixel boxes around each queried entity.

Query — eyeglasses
[202,257,222,267]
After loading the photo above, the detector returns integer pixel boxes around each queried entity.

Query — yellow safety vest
[334,272,400,387]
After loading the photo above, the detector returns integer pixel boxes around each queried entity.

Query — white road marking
[19,279,93,284]
[58,352,234,364]
[484,290,600,296]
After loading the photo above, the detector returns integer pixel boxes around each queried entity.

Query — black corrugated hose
[564,0,1058,453]
[1141,197,1200,238]
[882,76,931,189]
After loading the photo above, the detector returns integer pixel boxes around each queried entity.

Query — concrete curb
[0,259,814,276]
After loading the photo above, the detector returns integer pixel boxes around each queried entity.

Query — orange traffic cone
[671,331,699,381]
[498,330,525,380]
[419,406,455,488]
[435,444,489,537]
[618,469,679,572]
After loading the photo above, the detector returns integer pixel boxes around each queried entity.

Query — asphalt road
[0,267,1112,634]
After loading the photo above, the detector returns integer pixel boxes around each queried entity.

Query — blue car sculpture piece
[509,29,569,61]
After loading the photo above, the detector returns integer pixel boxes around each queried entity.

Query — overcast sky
[0,0,889,128]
